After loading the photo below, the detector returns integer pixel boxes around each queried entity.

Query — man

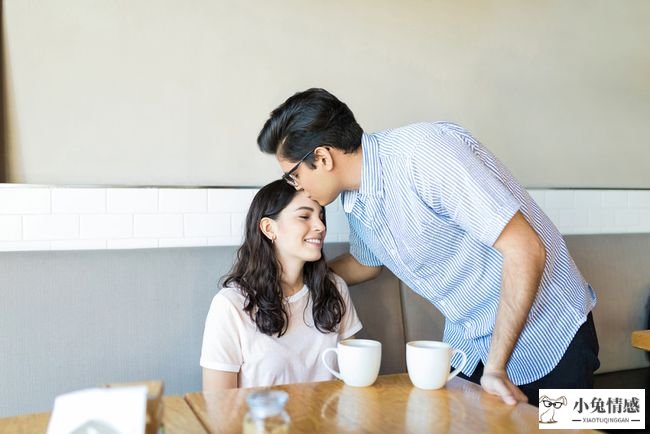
[257,88,599,405]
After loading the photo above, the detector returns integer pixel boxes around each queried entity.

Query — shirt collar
[284,284,309,303]
[342,132,383,213]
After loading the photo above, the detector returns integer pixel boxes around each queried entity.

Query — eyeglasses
[282,148,316,188]
[542,400,564,409]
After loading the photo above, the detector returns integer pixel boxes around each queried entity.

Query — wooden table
[631,329,650,351]
[185,374,601,433]
[0,395,206,434]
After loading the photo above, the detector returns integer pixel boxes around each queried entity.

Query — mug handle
[321,347,343,380]
[447,349,468,381]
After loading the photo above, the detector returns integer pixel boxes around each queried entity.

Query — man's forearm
[485,254,544,372]
[485,213,546,373]
[328,253,382,286]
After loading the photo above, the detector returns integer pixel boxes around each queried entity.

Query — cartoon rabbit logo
[539,395,567,423]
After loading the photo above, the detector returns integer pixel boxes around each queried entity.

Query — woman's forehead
[287,191,322,212]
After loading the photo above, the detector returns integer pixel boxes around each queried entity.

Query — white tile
[326,195,343,212]
[637,210,650,232]
[324,210,349,236]
[52,188,106,213]
[51,239,107,250]
[588,208,618,233]
[602,190,627,208]
[526,190,546,208]
[628,190,650,208]
[0,216,22,241]
[543,209,562,228]
[0,240,51,251]
[574,190,602,209]
[134,214,183,238]
[207,235,243,246]
[159,189,207,213]
[558,226,586,235]
[335,233,351,242]
[559,209,589,229]
[230,213,246,239]
[22,215,79,240]
[0,188,51,214]
[107,189,158,213]
[107,238,159,249]
[208,189,257,213]
[3,187,649,251]
[80,215,133,239]
[615,209,640,228]
[159,237,208,248]
[184,214,231,237]
[544,190,574,209]
[324,229,349,245]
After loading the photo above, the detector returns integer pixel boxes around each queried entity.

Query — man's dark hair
[221,179,346,337]
[257,88,363,166]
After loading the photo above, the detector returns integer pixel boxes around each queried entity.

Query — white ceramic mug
[321,339,382,387]
[406,340,468,390]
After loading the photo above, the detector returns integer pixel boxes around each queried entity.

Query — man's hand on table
[480,370,528,406]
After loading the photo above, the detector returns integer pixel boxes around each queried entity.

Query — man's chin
[317,194,338,207]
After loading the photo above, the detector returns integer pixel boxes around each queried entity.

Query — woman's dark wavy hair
[221,180,346,337]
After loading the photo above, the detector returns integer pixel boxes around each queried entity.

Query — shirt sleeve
[348,224,383,267]
[331,273,363,339]
[409,123,520,246]
[199,291,244,372]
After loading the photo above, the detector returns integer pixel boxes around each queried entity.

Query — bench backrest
[1,234,648,417]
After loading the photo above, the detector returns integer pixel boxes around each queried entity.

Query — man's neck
[335,146,363,191]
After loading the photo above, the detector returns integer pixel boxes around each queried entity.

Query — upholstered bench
[1,234,648,417]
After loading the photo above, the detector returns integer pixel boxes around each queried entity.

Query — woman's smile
[304,237,323,248]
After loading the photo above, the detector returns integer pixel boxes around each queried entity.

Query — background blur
[1,0,649,187]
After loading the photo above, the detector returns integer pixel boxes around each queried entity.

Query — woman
[200,180,362,391]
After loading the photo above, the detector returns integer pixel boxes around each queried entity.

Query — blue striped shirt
[342,121,596,385]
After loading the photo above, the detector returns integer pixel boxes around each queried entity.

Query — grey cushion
[565,233,650,373]
[0,246,236,416]
[1,234,648,417]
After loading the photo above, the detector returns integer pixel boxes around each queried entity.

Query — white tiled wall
[528,190,650,234]
[0,186,648,252]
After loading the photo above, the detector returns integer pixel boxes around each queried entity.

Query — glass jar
[242,390,290,434]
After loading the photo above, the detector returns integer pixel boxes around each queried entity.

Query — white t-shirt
[200,273,362,388]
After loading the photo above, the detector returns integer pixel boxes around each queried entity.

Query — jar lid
[246,390,289,418]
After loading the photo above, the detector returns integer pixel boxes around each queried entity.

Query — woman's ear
[259,217,276,242]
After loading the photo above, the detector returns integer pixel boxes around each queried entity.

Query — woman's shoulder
[213,284,247,309]
[328,272,350,294]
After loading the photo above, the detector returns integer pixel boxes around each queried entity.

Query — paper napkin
[46,385,147,434]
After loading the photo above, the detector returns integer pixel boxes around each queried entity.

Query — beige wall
[2,0,649,187]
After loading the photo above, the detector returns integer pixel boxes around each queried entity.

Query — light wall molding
[0,186,649,252]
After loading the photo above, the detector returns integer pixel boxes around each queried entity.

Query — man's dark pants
[457,312,600,405]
